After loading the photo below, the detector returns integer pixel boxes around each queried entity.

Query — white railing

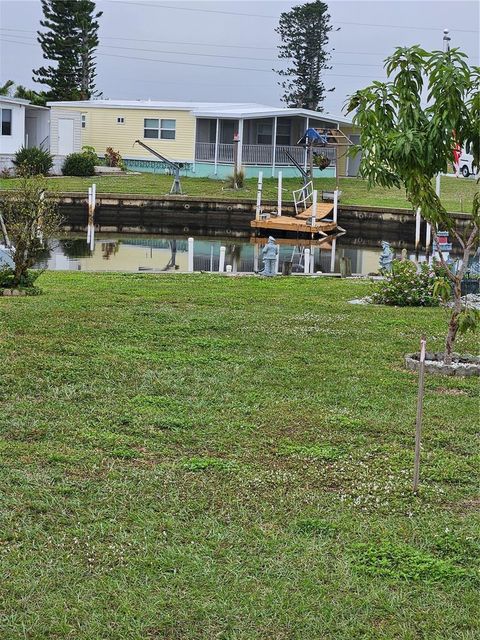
[195,142,336,166]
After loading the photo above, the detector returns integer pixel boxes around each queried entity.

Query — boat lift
[133,139,183,194]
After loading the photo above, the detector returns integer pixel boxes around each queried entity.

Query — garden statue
[379,241,394,272]
[259,236,278,276]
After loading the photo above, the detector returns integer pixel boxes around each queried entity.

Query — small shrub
[0,267,42,291]
[371,260,440,306]
[105,147,125,170]
[13,146,53,176]
[81,145,100,165]
[62,152,95,176]
[225,167,245,189]
[1,167,13,178]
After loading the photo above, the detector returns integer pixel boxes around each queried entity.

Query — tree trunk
[444,276,462,365]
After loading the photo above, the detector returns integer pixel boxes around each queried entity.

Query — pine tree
[33,0,102,100]
[275,1,333,111]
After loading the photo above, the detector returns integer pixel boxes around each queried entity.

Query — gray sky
[1,0,479,115]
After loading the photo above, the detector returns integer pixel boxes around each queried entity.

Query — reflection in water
[37,233,452,275]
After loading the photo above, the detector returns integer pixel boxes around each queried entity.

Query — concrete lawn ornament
[259,236,279,276]
[379,241,394,272]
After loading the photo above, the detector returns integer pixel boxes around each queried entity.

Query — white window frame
[144,118,159,139]
[159,119,176,140]
[256,122,272,145]
[81,114,86,129]
[276,119,291,146]
[1,108,13,136]
[117,116,125,124]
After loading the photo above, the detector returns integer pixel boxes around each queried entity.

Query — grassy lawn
[0,273,478,639]
[0,173,477,212]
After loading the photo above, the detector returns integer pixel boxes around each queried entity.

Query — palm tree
[0,80,14,96]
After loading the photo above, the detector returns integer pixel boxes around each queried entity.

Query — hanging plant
[313,153,330,170]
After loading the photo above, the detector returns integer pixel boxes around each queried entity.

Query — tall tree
[275,1,333,111]
[33,0,102,100]
[0,80,15,96]
[346,46,479,364]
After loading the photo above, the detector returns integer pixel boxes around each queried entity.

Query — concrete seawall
[55,192,472,238]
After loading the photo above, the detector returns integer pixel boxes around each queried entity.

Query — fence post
[187,237,194,272]
[277,171,282,216]
[330,238,337,273]
[219,246,226,272]
[304,248,310,274]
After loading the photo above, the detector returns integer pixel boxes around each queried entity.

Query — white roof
[47,99,352,125]
[0,96,30,106]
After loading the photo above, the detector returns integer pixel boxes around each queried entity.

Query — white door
[58,118,74,155]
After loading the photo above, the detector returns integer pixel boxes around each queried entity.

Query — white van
[458,150,477,178]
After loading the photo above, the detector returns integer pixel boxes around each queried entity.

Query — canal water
[35,233,437,275]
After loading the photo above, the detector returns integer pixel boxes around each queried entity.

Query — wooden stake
[413,336,427,493]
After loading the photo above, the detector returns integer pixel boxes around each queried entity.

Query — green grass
[0,173,477,212]
[0,273,479,639]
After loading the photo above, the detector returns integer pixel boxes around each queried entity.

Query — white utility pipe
[219,246,226,272]
[87,187,92,243]
[277,171,282,216]
[304,248,310,274]
[333,189,339,223]
[187,237,194,272]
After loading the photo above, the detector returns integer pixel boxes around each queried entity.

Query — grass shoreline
[0,273,478,638]
[0,173,477,213]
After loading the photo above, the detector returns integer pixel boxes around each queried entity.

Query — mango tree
[346,46,479,364]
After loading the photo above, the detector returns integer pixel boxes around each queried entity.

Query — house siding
[50,108,82,155]
[54,106,196,162]
[0,100,25,154]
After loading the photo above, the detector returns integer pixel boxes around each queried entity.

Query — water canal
[35,232,449,275]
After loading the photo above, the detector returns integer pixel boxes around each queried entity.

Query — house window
[117,116,125,124]
[276,120,291,146]
[160,119,176,140]
[1,109,12,136]
[144,118,176,140]
[256,123,272,145]
[81,114,86,129]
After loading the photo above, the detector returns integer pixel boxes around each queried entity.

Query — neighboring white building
[0,97,51,170]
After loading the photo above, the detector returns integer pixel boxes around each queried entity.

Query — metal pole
[277,171,282,216]
[303,117,309,171]
[425,223,431,255]
[333,189,339,223]
[413,336,427,492]
[304,248,310,274]
[272,116,277,178]
[219,246,226,272]
[237,119,244,172]
[187,237,194,272]
[214,118,219,175]
[255,171,263,220]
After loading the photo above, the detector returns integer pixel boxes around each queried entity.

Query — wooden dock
[250,203,339,236]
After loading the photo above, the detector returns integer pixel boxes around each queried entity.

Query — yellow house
[48,100,361,179]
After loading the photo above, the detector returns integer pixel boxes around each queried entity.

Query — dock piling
[304,248,310,274]
[187,237,194,272]
[277,171,282,216]
[255,171,263,220]
[219,246,226,273]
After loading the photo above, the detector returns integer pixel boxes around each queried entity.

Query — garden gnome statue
[379,241,394,272]
[260,236,279,276]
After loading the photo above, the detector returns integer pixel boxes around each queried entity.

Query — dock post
[187,237,194,272]
[330,238,337,273]
[333,189,339,223]
[304,248,310,274]
[415,207,421,257]
[310,249,314,274]
[87,187,92,244]
[219,246,226,273]
[277,171,282,216]
[89,183,96,251]
[311,189,318,226]
[255,171,263,220]
[253,244,259,273]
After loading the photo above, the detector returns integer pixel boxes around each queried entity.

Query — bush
[81,145,100,165]
[371,260,440,306]
[62,152,96,176]
[13,146,53,176]
[0,267,42,294]
[105,147,125,170]
[225,167,245,189]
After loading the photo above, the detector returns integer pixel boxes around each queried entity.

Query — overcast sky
[1,0,478,116]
